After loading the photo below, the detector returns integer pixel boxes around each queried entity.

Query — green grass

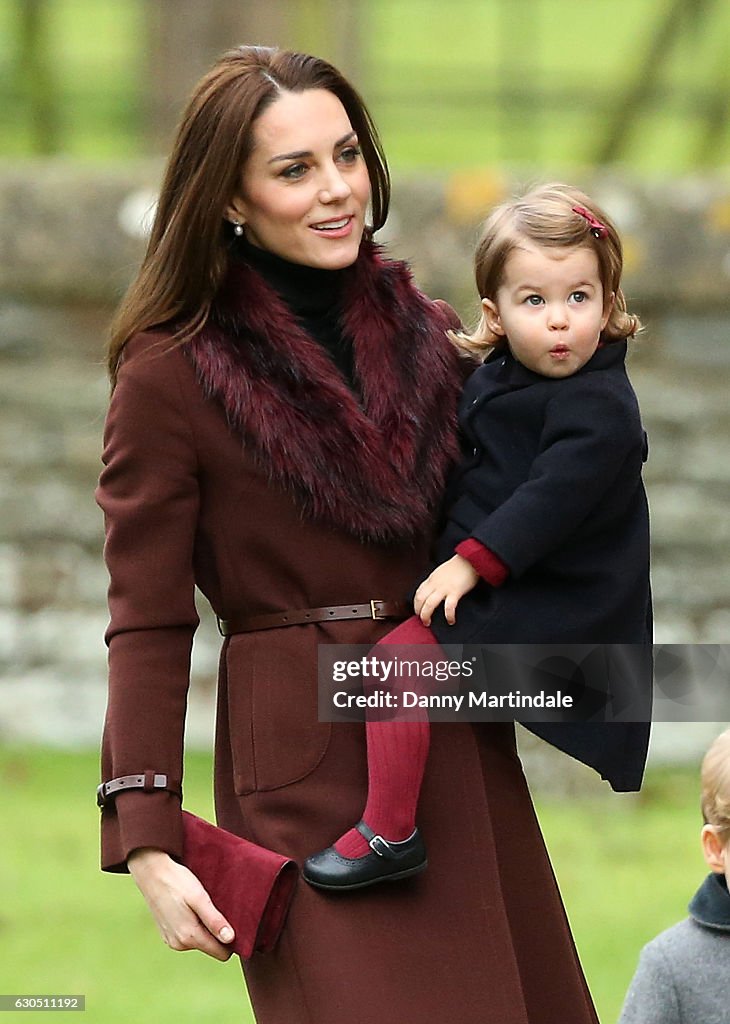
[0,0,144,158]
[0,746,705,1023]
[1,0,730,172]
[367,0,730,173]
[0,747,252,1023]
[536,769,703,1022]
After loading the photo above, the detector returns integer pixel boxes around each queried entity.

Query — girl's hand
[414,554,479,627]
[128,848,235,961]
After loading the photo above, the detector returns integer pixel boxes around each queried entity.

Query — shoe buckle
[368,834,390,858]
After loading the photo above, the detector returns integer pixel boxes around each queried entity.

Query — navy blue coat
[431,341,652,790]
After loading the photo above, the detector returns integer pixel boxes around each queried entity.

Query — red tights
[333,615,437,859]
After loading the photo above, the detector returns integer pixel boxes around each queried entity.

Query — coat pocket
[225,631,332,795]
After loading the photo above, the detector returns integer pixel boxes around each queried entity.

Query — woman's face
[227,88,371,270]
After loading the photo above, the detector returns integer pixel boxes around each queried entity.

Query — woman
[97,45,600,1023]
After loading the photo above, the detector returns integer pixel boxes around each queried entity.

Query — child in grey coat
[618,727,730,1024]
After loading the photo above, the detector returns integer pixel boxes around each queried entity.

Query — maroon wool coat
[98,244,599,1024]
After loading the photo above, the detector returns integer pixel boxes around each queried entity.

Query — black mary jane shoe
[302,820,427,892]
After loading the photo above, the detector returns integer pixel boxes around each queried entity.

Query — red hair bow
[572,205,608,239]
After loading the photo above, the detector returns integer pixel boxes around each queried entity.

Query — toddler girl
[304,183,652,890]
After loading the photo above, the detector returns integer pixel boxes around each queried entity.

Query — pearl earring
[233,222,244,237]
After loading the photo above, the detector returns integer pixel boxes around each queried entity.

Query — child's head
[454,183,641,373]
[700,727,730,885]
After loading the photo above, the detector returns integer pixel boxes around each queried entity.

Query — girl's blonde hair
[453,183,641,357]
[701,727,730,843]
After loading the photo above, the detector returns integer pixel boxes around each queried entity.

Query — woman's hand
[414,554,479,627]
[128,848,235,961]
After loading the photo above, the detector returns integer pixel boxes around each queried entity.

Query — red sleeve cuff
[456,539,509,587]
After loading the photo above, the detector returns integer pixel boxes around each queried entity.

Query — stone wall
[0,162,728,771]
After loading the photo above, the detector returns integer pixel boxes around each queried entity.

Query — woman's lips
[310,215,354,238]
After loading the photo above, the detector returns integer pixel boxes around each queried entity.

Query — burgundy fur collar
[185,241,462,543]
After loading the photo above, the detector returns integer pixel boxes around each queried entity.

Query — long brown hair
[108,45,390,385]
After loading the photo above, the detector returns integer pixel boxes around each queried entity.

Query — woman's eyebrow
[268,131,357,164]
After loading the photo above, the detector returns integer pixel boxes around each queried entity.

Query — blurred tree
[696,19,730,166]
[595,0,714,164]
[144,0,364,152]
[145,0,244,151]
[17,0,59,154]
[291,0,363,84]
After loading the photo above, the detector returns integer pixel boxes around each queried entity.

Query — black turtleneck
[234,234,357,391]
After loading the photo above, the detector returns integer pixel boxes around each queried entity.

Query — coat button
[472,447,478,456]
[472,397,479,404]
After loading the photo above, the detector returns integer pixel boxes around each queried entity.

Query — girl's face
[483,241,614,378]
[226,88,371,270]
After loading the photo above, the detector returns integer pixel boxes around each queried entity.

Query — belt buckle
[370,599,386,620]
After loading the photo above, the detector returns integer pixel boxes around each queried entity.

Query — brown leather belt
[217,600,411,637]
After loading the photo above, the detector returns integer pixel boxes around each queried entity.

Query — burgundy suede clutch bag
[181,811,298,960]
